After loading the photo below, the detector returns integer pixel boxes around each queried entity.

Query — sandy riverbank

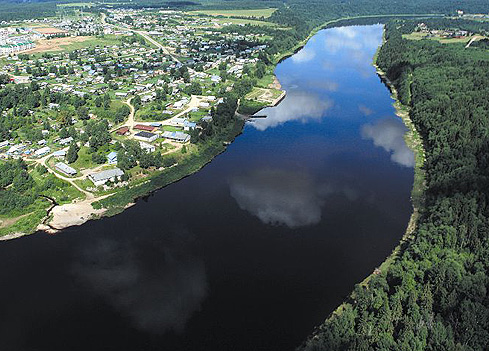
[0,232,29,241]
[41,194,135,232]
[47,199,107,230]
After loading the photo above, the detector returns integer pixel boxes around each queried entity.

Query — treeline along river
[0,25,414,351]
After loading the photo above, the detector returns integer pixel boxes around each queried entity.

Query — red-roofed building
[116,126,130,135]
[134,124,156,132]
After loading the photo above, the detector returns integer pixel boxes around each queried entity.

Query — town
[0,6,285,235]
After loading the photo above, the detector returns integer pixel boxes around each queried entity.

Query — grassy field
[0,200,50,237]
[162,125,183,132]
[68,146,101,171]
[187,8,277,18]
[255,72,275,88]
[403,31,473,44]
[246,87,282,101]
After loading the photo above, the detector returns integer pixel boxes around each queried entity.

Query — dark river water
[0,25,414,351]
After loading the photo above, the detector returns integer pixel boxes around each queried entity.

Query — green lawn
[162,125,183,132]
[69,146,113,171]
[30,167,85,203]
[255,72,275,88]
[0,200,49,237]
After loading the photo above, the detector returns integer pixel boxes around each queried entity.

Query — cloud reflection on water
[323,25,383,77]
[229,168,357,228]
[361,118,415,168]
[358,104,374,116]
[249,92,333,131]
[72,231,207,334]
[291,46,316,63]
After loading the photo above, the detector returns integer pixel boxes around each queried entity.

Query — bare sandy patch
[269,76,282,90]
[34,27,67,35]
[49,197,107,230]
[0,232,28,241]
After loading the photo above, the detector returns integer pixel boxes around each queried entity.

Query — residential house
[88,168,124,186]
[134,124,156,132]
[116,126,130,135]
[107,151,118,165]
[35,146,51,157]
[139,141,155,153]
[52,150,66,159]
[59,137,74,145]
[55,162,76,176]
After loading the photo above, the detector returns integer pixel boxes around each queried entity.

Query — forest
[300,19,489,351]
[0,1,57,22]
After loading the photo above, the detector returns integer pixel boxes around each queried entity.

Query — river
[0,25,413,351]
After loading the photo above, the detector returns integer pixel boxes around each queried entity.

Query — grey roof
[89,168,124,182]
[59,137,74,145]
[52,150,66,157]
[55,162,76,175]
[162,131,190,142]
[107,151,117,159]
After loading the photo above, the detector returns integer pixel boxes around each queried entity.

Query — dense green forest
[0,2,57,22]
[300,19,489,351]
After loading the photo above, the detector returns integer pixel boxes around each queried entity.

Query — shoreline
[300,30,426,343]
[0,120,245,241]
[42,194,119,232]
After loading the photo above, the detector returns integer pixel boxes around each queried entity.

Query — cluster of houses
[1,135,127,187]
[116,121,193,144]
[106,9,268,75]
[1,8,265,123]
[416,23,474,38]
[55,160,125,187]
[0,8,275,193]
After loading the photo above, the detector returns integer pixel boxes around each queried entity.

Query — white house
[134,131,158,143]
[59,137,74,146]
[35,146,51,157]
[169,117,186,127]
[107,151,118,165]
[139,141,155,153]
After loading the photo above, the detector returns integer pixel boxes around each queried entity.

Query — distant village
[0,7,279,191]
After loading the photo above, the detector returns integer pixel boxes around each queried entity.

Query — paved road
[135,30,182,65]
[102,12,183,66]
